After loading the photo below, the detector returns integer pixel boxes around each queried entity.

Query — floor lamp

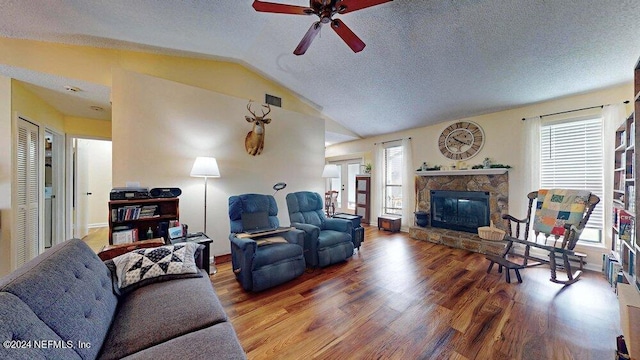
[190,157,220,235]
[322,164,340,216]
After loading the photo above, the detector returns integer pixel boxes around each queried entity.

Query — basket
[477,226,505,241]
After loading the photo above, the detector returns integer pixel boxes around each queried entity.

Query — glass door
[329,159,362,214]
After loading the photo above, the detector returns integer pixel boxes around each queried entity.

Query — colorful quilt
[532,189,591,236]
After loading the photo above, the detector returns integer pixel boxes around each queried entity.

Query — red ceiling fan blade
[335,0,393,14]
[330,19,365,53]
[294,21,322,55]
[252,0,313,15]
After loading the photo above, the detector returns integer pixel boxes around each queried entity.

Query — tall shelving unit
[612,114,636,280]
[613,57,640,360]
[355,175,371,225]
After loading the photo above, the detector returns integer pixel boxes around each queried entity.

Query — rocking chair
[487,189,600,285]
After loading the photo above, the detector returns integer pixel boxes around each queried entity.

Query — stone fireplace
[409,169,509,255]
[430,190,490,233]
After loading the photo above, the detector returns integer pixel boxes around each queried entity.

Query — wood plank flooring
[211,226,621,360]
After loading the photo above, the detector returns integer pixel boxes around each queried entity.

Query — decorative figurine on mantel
[483,157,491,169]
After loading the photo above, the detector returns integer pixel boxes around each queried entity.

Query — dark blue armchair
[286,191,354,268]
[228,194,306,292]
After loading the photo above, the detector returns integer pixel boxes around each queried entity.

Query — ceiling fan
[252,0,393,55]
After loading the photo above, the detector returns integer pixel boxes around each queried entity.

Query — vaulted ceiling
[2,0,640,144]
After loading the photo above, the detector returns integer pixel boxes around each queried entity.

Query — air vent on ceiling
[265,94,282,107]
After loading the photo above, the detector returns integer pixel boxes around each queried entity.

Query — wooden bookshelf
[355,175,371,225]
[108,197,179,245]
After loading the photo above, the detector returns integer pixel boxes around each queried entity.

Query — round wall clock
[438,121,485,160]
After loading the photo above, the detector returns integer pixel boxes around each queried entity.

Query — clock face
[438,121,484,160]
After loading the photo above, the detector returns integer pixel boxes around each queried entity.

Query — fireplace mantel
[416,169,509,176]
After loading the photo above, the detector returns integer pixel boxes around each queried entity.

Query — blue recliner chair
[228,194,306,292]
[286,191,354,268]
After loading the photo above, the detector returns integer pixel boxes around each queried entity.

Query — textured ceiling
[1,0,640,143]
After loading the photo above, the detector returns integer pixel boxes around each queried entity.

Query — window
[384,145,403,215]
[540,117,603,243]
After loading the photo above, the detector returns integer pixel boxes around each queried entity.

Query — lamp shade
[322,164,339,178]
[190,157,221,178]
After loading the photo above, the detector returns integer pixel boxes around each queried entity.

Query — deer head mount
[244,101,272,156]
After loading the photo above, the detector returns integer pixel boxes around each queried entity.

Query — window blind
[540,117,603,241]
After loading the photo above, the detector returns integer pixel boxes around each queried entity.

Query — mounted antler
[244,101,272,156]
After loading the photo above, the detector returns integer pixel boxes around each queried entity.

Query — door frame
[45,128,66,248]
[328,158,364,214]
[65,134,112,240]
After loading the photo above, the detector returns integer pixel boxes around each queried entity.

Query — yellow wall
[0,37,325,119]
[64,117,112,139]
[11,80,65,132]
[0,80,67,275]
[0,36,360,140]
[0,75,12,276]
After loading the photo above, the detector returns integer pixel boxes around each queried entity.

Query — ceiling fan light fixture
[252,0,392,55]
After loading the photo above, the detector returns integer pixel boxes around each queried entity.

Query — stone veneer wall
[415,173,509,230]
[408,227,507,255]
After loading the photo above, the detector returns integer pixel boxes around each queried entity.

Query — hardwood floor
[211,226,620,360]
[82,227,109,252]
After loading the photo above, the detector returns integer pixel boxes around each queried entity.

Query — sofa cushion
[120,323,246,360]
[109,243,202,295]
[253,243,304,269]
[98,271,228,360]
[0,292,81,360]
[0,239,118,360]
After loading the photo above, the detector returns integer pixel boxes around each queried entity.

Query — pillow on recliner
[105,242,203,296]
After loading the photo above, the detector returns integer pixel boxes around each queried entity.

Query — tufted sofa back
[228,193,280,233]
[286,191,327,228]
[0,239,118,359]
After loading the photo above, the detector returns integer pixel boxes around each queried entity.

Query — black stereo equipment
[150,187,182,198]
[110,187,150,200]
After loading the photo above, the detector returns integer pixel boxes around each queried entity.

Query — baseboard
[215,253,231,264]
[88,223,108,229]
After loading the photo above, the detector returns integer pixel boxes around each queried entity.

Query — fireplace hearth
[430,190,490,233]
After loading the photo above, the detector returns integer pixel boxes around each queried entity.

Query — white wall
[80,139,112,227]
[111,68,326,256]
[326,83,633,268]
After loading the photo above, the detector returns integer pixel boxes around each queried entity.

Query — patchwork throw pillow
[533,189,591,236]
[111,242,201,294]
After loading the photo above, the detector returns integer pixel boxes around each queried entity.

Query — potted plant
[364,163,372,174]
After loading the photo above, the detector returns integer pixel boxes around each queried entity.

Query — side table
[332,213,364,250]
[170,233,215,275]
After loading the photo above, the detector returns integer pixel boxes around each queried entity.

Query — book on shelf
[138,205,158,218]
[620,211,634,242]
[112,228,138,245]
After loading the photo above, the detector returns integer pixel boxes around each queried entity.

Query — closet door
[16,118,40,267]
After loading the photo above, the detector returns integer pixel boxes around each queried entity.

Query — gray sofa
[0,238,246,359]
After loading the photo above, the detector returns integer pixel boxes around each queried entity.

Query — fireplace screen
[430,190,490,233]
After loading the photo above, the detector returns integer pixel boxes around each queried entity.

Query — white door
[329,160,362,214]
[71,138,112,239]
[44,129,65,248]
[74,139,90,238]
[15,117,40,268]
